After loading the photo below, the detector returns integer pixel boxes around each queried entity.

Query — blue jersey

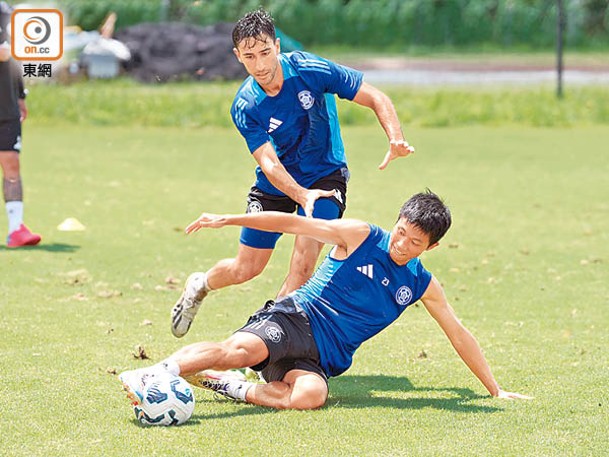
[230,51,363,196]
[290,225,433,377]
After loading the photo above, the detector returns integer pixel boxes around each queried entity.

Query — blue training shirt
[230,51,363,196]
[290,224,433,378]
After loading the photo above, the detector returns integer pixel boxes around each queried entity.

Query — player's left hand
[185,213,227,233]
[301,188,336,218]
[378,140,415,170]
[495,389,534,400]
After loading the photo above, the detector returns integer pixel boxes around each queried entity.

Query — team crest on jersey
[247,200,263,213]
[298,90,315,110]
[265,326,282,343]
[395,286,413,306]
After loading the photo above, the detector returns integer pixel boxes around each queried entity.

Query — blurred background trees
[55,0,608,50]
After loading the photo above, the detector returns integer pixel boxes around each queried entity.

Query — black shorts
[237,297,327,385]
[240,167,350,249]
[246,167,349,216]
[0,119,22,152]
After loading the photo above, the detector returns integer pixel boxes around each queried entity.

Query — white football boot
[171,272,208,338]
[119,369,152,405]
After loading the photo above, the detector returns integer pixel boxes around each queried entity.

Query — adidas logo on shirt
[356,264,374,279]
[267,117,283,133]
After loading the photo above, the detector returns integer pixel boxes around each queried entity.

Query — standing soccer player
[172,8,414,337]
[0,2,41,247]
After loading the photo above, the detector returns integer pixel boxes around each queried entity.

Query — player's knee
[230,261,265,284]
[285,377,328,410]
[288,387,327,410]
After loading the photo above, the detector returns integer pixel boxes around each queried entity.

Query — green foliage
[58,0,164,31]
[26,79,609,128]
[52,0,609,49]
[2,124,608,456]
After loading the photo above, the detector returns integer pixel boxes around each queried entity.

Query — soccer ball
[133,373,195,426]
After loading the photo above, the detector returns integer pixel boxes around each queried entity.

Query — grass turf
[26,79,609,128]
[0,124,607,456]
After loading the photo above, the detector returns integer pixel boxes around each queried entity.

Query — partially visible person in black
[0,1,41,247]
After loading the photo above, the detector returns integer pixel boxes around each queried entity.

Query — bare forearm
[187,210,345,246]
[373,92,404,142]
[354,83,403,142]
[261,160,306,203]
[219,211,341,246]
[450,329,501,396]
[224,211,304,234]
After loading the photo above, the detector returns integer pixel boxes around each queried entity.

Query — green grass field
[1,123,608,456]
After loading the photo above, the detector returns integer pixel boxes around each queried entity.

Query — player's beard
[256,61,279,87]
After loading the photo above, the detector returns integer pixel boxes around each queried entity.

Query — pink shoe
[7,224,42,248]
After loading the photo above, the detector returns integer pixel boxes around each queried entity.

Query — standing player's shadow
[0,243,80,253]
[328,375,501,413]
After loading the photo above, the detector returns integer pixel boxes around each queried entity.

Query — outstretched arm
[421,276,533,400]
[253,142,335,217]
[186,211,370,258]
[352,82,415,170]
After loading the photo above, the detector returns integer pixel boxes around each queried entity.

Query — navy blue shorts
[237,297,327,385]
[239,167,349,249]
[0,119,22,152]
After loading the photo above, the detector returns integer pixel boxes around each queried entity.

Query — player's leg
[277,235,324,297]
[207,187,295,289]
[171,242,276,337]
[120,331,269,401]
[0,119,40,247]
[277,169,348,297]
[172,330,269,375]
[205,243,274,289]
[246,369,328,410]
[193,299,327,409]
[171,188,293,337]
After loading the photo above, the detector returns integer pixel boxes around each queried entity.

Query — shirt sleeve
[291,51,363,101]
[410,259,433,302]
[230,94,269,154]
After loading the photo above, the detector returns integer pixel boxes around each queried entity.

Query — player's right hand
[495,389,534,400]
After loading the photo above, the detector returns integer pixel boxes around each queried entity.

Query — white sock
[227,381,254,402]
[6,201,23,234]
[156,358,181,376]
[203,272,211,291]
[199,271,210,292]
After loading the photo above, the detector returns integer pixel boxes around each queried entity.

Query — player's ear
[425,242,439,252]
[275,37,281,53]
[233,47,242,63]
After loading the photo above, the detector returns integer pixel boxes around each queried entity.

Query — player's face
[389,218,438,265]
[234,35,281,87]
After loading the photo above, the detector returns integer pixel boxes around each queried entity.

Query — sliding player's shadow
[328,374,501,413]
[186,374,501,423]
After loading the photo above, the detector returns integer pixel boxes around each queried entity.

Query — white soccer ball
[133,373,195,426]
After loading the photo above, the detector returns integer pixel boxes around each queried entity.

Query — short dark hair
[398,190,452,245]
[232,8,276,48]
